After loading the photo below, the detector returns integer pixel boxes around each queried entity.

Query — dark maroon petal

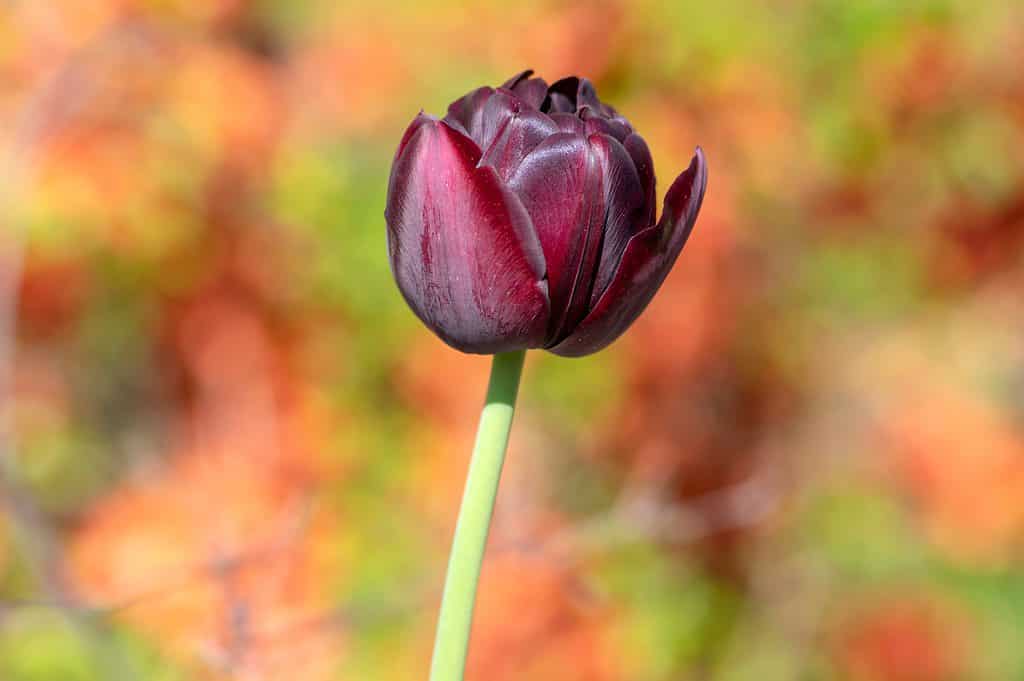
[610,115,633,134]
[479,96,560,181]
[624,133,656,225]
[385,117,551,353]
[549,147,707,357]
[501,70,535,89]
[475,91,519,156]
[508,133,605,343]
[581,107,631,142]
[549,112,585,135]
[576,78,602,110]
[443,86,495,147]
[588,133,649,305]
[548,76,605,113]
[499,69,548,108]
[547,76,580,107]
[392,112,434,163]
[475,91,558,179]
[545,91,576,113]
[508,78,549,109]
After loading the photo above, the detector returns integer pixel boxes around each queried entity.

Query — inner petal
[508,133,606,343]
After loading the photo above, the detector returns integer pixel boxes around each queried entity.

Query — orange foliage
[468,552,619,681]
[291,21,412,137]
[69,443,343,680]
[167,41,285,173]
[16,256,91,338]
[834,598,970,681]
[69,286,344,679]
[504,1,627,82]
[884,389,1024,565]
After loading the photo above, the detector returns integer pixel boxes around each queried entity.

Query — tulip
[385,70,707,356]
[391,72,709,681]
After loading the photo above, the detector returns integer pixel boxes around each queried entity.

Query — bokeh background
[1,1,1023,679]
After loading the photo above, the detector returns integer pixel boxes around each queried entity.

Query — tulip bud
[385,71,707,356]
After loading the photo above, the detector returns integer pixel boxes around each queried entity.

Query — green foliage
[0,610,183,681]
[601,546,740,679]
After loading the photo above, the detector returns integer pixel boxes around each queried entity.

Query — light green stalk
[428,350,526,681]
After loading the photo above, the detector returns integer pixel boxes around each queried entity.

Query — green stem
[429,350,526,681]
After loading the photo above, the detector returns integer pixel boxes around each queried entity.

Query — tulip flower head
[385,70,707,356]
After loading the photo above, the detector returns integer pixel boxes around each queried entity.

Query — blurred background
[1,1,1023,679]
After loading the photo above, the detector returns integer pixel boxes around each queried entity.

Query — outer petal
[588,133,649,306]
[477,91,560,181]
[385,117,550,353]
[501,70,534,89]
[391,112,434,163]
[549,147,707,357]
[443,86,495,146]
[500,70,549,110]
[508,133,605,343]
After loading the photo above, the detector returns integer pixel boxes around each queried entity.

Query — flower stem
[429,350,526,681]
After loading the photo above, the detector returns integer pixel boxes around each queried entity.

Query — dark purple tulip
[385,70,707,356]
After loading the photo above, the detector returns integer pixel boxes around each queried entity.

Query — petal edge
[549,147,707,357]
[386,119,551,353]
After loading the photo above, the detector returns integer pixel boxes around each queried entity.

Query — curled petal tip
[547,142,707,357]
[695,147,709,199]
[661,145,707,227]
[501,69,535,89]
[692,147,708,187]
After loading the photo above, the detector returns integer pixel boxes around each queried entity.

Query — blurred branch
[497,466,782,564]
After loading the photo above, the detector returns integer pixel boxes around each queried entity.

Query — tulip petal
[550,148,707,357]
[508,79,549,109]
[443,86,495,146]
[508,133,605,343]
[478,95,560,181]
[475,91,559,180]
[475,91,520,155]
[581,107,631,142]
[575,78,603,111]
[500,70,550,110]
[549,112,585,135]
[610,114,633,133]
[547,76,609,114]
[392,112,434,163]
[624,133,656,226]
[545,91,576,113]
[546,77,580,109]
[385,117,551,353]
[501,70,534,89]
[588,133,649,306]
